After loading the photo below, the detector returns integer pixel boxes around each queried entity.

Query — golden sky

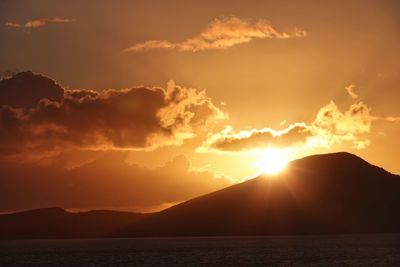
[0,0,399,212]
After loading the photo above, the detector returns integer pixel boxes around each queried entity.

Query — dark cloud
[0,71,64,108]
[0,106,22,155]
[0,72,225,158]
[0,153,232,212]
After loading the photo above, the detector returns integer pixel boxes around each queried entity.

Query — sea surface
[1,234,400,266]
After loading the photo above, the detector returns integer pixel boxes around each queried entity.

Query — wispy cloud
[4,22,21,28]
[371,116,400,123]
[123,16,307,52]
[345,84,359,99]
[4,18,75,29]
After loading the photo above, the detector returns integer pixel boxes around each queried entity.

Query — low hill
[0,207,146,239]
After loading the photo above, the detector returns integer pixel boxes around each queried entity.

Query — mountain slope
[121,152,400,236]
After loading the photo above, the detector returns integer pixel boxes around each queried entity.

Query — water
[1,234,400,266]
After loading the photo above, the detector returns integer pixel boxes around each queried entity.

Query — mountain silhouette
[0,207,146,239]
[1,152,400,239]
[120,152,400,236]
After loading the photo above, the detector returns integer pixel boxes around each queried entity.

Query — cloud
[372,116,400,123]
[4,18,75,29]
[199,85,398,153]
[123,16,307,52]
[0,71,64,108]
[127,40,175,51]
[310,101,371,149]
[345,84,359,99]
[4,22,20,28]
[0,153,232,212]
[197,123,310,152]
[0,72,226,158]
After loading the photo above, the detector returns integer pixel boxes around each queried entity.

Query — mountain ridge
[119,151,400,236]
[0,207,147,239]
[1,152,399,239]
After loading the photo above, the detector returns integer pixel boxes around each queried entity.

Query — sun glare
[253,148,291,175]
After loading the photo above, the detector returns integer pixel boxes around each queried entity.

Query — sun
[253,148,291,175]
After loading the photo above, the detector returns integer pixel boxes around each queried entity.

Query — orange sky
[0,0,399,212]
